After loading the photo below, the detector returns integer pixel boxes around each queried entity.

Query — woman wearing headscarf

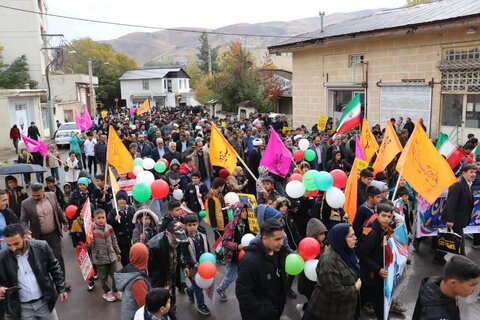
[302,223,361,320]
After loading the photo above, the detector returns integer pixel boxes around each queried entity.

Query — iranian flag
[468,144,480,163]
[336,94,361,134]
[436,132,464,169]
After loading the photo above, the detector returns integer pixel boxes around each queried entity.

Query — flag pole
[390,167,404,202]
[236,153,258,182]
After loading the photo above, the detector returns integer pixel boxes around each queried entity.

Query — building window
[142,80,149,90]
[167,80,172,93]
[179,79,183,89]
[445,47,480,61]
[441,71,480,92]
[349,54,364,67]
[441,94,463,126]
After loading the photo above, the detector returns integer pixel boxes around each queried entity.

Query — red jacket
[9,127,20,139]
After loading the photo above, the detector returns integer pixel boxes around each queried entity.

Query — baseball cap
[167,221,188,242]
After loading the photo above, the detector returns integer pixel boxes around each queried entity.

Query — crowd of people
[0,105,479,320]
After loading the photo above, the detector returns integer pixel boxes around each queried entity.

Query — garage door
[379,84,432,134]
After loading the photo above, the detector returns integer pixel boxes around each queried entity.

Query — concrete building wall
[49,74,99,103]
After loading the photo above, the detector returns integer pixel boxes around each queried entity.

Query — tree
[186,49,201,88]
[0,55,37,89]
[62,38,137,107]
[196,31,219,75]
[406,0,433,6]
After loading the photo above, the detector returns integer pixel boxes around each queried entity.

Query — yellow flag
[317,115,328,131]
[372,120,403,175]
[344,157,368,222]
[396,121,456,204]
[108,166,120,194]
[209,122,237,173]
[360,118,379,163]
[107,126,134,174]
[136,99,150,115]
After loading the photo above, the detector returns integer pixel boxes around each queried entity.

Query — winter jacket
[182,182,208,213]
[5,185,28,218]
[90,222,121,265]
[107,205,136,246]
[163,159,181,192]
[115,264,152,320]
[282,210,300,251]
[412,276,460,320]
[44,185,66,210]
[65,158,80,183]
[222,216,250,264]
[226,175,247,193]
[179,163,196,190]
[45,151,61,168]
[9,127,20,139]
[235,237,288,320]
[94,141,107,163]
[205,189,227,231]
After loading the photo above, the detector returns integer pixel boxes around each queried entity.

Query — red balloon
[298,237,321,261]
[289,173,303,182]
[128,171,136,179]
[330,169,348,188]
[197,261,216,279]
[238,249,245,260]
[151,179,169,200]
[159,158,169,169]
[65,205,78,219]
[293,150,304,162]
[308,190,319,198]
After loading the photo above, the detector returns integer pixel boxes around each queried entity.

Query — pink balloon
[289,173,303,182]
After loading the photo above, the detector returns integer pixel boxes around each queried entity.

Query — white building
[120,68,199,107]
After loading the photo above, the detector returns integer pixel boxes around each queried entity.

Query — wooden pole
[390,167,405,202]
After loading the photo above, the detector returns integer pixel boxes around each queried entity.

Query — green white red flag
[336,94,361,134]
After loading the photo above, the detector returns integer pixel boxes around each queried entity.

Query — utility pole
[88,58,96,117]
[45,60,57,139]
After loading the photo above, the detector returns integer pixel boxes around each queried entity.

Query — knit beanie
[306,218,328,238]
[129,243,149,271]
[77,177,91,186]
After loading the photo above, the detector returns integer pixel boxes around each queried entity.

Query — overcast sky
[42,0,407,41]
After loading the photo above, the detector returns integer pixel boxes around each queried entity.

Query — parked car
[54,122,81,146]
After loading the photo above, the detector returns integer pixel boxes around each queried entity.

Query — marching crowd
[0,105,479,320]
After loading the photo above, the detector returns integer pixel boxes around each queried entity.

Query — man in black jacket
[236,219,288,320]
[413,255,480,320]
[0,224,68,319]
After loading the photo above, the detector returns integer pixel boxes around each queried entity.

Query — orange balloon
[197,261,216,279]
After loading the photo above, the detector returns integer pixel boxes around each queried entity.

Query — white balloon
[286,180,306,199]
[298,138,309,151]
[304,259,319,282]
[173,189,184,201]
[224,192,240,206]
[133,165,144,176]
[241,233,255,247]
[325,187,345,209]
[136,170,155,186]
[195,273,214,289]
[142,158,155,170]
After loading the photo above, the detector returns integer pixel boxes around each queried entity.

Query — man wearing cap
[433,163,477,265]
[147,221,189,314]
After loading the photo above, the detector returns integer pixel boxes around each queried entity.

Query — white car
[54,122,81,146]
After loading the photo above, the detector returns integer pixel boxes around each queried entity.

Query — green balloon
[304,149,316,162]
[132,182,151,203]
[199,210,207,218]
[154,161,167,173]
[133,157,143,167]
[314,171,334,191]
[227,208,234,221]
[302,169,318,191]
[285,253,305,275]
[199,252,216,264]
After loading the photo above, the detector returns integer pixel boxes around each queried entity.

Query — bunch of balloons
[130,158,171,203]
[285,237,321,282]
[195,253,218,289]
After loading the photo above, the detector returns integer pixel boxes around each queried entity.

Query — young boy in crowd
[45,176,66,209]
[70,213,96,291]
[94,174,113,213]
[182,170,209,214]
[352,185,382,238]
[65,151,80,190]
[394,186,412,235]
[63,183,72,205]
[4,175,28,218]
[158,200,184,232]
[257,177,279,205]
[184,214,211,316]
[413,255,480,320]
[90,208,122,302]
[134,288,173,320]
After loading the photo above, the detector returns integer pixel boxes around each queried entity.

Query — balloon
[298,237,321,260]
[132,182,151,203]
[227,208,234,222]
[150,179,169,200]
[293,150,304,162]
[197,261,216,279]
[199,210,207,218]
[65,205,78,219]
[133,158,143,167]
[142,158,155,170]
[304,259,319,282]
[286,180,306,198]
[173,189,183,201]
[136,170,155,186]
[238,249,245,260]
[195,273,214,289]
[285,253,305,276]
[154,161,167,173]
[128,171,136,179]
[241,233,255,247]
[199,252,217,264]
[288,173,303,182]
[302,170,318,191]
[159,158,169,169]
[224,192,240,206]
[304,149,316,162]
[133,165,144,176]
[298,138,309,151]
[314,171,333,191]
[330,169,348,188]
[325,187,346,208]
[308,190,319,198]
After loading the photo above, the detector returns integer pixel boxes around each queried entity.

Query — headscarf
[327,223,360,277]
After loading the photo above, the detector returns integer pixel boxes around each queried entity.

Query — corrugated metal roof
[270,0,480,50]
[119,68,182,80]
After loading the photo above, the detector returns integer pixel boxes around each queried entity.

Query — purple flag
[355,135,366,160]
[82,105,93,130]
[74,110,84,130]
[21,135,47,157]
[260,126,292,178]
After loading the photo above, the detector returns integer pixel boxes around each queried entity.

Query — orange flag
[372,120,403,175]
[107,126,134,174]
[396,121,456,204]
[360,118,379,163]
[209,122,237,173]
[136,99,150,115]
[108,166,120,195]
[344,157,368,222]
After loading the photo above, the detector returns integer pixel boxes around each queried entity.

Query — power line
[0,4,313,40]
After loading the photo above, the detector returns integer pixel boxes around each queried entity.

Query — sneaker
[102,292,116,302]
[390,301,407,314]
[216,288,227,302]
[296,303,304,316]
[87,283,94,292]
[362,303,375,316]
[114,291,122,300]
[196,304,211,316]
[186,288,195,304]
